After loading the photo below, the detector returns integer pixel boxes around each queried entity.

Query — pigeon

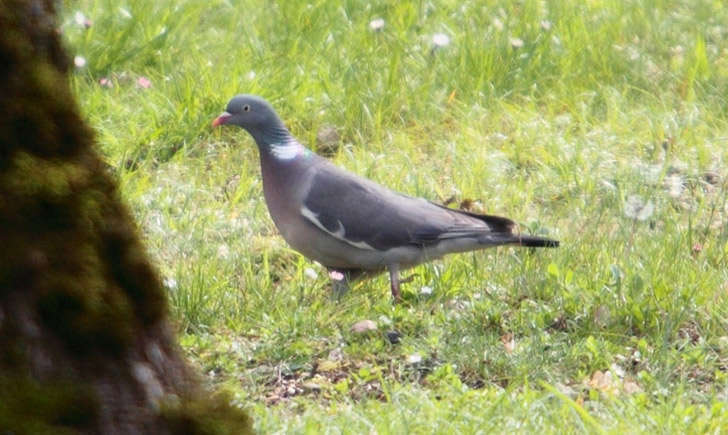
[212,95,558,301]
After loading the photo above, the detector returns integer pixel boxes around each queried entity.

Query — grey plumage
[213,94,558,301]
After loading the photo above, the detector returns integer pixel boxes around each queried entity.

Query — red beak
[211,111,232,127]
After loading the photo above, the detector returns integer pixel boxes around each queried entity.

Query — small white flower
[246,70,256,80]
[164,277,178,290]
[74,11,90,27]
[329,270,344,281]
[420,286,433,296]
[510,37,524,48]
[406,353,422,364]
[136,76,152,89]
[73,56,86,68]
[492,18,504,31]
[304,267,318,280]
[540,20,552,31]
[369,18,385,31]
[119,7,132,19]
[432,33,451,47]
[624,195,655,221]
[217,244,230,259]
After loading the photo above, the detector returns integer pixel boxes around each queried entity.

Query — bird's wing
[300,161,516,252]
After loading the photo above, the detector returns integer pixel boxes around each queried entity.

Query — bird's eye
[243,105,250,112]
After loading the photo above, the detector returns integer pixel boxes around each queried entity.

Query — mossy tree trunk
[0,1,252,433]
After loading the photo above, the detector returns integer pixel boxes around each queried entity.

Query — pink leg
[388,264,401,302]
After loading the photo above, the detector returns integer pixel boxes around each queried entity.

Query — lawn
[62,0,727,432]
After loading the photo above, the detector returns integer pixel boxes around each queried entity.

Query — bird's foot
[388,265,402,304]
[329,270,349,300]
[390,284,402,303]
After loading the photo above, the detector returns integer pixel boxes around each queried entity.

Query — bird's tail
[512,234,559,248]
[467,212,559,248]
[436,205,560,248]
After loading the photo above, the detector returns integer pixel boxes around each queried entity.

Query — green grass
[62,0,728,432]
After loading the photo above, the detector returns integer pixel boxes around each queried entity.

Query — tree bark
[0,1,252,433]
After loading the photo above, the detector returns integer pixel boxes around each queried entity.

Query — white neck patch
[270,140,304,160]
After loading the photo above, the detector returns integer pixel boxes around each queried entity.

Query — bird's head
[212,94,289,145]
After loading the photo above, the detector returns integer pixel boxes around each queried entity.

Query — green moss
[160,394,254,435]
[0,0,253,432]
[0,376,98,434]
[0,148,167,355]
[36,285,134,355]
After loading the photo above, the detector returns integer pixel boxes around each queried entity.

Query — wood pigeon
[213,95,559,301]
